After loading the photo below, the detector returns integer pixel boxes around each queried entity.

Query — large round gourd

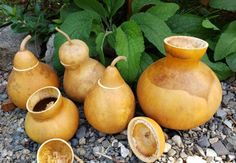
[137,36,222,130]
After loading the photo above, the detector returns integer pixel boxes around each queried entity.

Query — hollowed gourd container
[25,86,79,144]
[137,36,222,130]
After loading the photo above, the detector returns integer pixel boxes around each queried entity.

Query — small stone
[102,140,110,148]
[197,136,210,148]
[216,109,227,119]
[71,138,79,147]
[228,154,236,161]
[215,156,222,161]
[22,149,30,155]
[195,145,205,157]
[180,151,188,158]
[79,137,86,145]
[93,146,105,156]
[164,143,172,153]
[0,94,7,100]
[175,158,183,163]
[186,156,206,163]
[78,148,86,156]
[116,134,127,140]
[209,137,218,144]
[97,137,105,143]
[211,141,229,155]
[226,136,236,147]
[76,126,87,139]
[222,127,231,135]
[206,157,214,163]
[167,149,176,157]
[223,92,234,105]
[1,149,8,157]
[223,120,233,129]
[120,144,130,158]
[206,148,217,157]
[172,135,183,148]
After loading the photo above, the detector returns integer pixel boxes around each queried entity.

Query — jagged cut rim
[164,36,208,50]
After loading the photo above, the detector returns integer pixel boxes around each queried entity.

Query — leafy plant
[51,0,236,81]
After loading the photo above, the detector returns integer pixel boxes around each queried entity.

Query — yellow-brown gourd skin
[56,28,105,102]
[137,36,222,130]
[25,86,79,144]
[63,58,105,102]
[84,57,135,134]
[7,36,59,109]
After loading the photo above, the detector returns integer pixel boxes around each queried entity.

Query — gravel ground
[0,67,235,163]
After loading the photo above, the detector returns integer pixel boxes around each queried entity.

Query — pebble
[164,143,172,153]
[102,140,110,148]
[180,151,188,158]
[197,136,210,148]
[78,148,86,156]
[120,144,130,158]
[172,135,183,148]
[71,138,79,147]
[226,136,236,148]
[223,120,233,129]
[175,158,183,163]
[211,141,229,155]
[209,137,218,144]
[228,154,236,161]
[167,149,176,157]
[195,145,205,157]
[215,109,227,119]
[79,137,86,145]
[186,156,206,163]
[206,148,217,157]
[93,146,104,156]
[76,126,87,139]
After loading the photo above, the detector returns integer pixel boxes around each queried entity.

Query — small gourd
[7,35,59,109]
[56,28,105,102]
[84,56,135,134]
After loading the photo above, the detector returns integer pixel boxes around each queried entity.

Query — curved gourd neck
[26,86,63,120]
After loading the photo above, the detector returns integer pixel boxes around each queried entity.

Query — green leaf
[202,18,219,30]
[104,0,125,18]
[132,0,160,14]
[226,52,236,72]
[167,14,213,39]
[202,55,232,80]
[214,21,236,61]
[140,52,153,72]
[60,3,80,21]
[53,11,100,73]
[115,20,145,83]
[132,12,172,54]
[209,0,236,12]
[73,0,108,19]
[147,2,179,21]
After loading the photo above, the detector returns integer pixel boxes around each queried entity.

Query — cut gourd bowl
[37,138,74,163]
[127,117,165,162]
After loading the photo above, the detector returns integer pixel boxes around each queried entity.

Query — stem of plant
[20,35,32,51]
[55,27,73,45]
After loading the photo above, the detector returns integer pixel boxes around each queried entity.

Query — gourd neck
[26,86,63,120]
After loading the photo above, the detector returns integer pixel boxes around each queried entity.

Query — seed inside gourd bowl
[37,138,74,163]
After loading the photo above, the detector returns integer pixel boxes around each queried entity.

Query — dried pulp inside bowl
[38,140,72,163]
[132,123,158,157]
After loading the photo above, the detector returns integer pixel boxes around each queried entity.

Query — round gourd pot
[25,86,79,144]
[137,36,222,130]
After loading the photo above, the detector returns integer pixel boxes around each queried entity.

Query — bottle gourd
[56,28,105,102]
[7,35,59,109]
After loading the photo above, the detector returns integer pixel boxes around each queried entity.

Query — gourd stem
[20,35,31,51]
[111,56,127,67]
[55,27,72,44]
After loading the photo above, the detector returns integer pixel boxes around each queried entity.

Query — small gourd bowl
[37,138,74,163]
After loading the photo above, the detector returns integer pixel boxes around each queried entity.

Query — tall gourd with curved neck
[7,35,59,109]
[56,28,105,102]
[137,36,222,130]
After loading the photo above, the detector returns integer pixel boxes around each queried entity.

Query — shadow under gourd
[56,28,105,102]
[25,86,79,144]
[7,35,59,109]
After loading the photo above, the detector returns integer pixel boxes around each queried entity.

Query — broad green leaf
[209,0,236,12]
[147,2,179,21]
[132,12,172,54]
[202,18,219,30]
[140,52,153,72]
[53,11,100,73]
[104,0,125,18]
[202,55,232,80]
[214,21,236,61]
[60,3,80,21]
[115,20,144,83]
[132,0,160,14]
[73,0,108,19]
[226,52,236,72]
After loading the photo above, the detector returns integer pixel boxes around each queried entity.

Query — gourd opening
[26,86,60,113]
[164,36,208,49]
[37,138,74,163]
[132,122,158,157]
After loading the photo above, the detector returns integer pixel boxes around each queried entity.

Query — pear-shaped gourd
[84,56,135,134]
[7,35,59,109]
[56,28,105,102]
